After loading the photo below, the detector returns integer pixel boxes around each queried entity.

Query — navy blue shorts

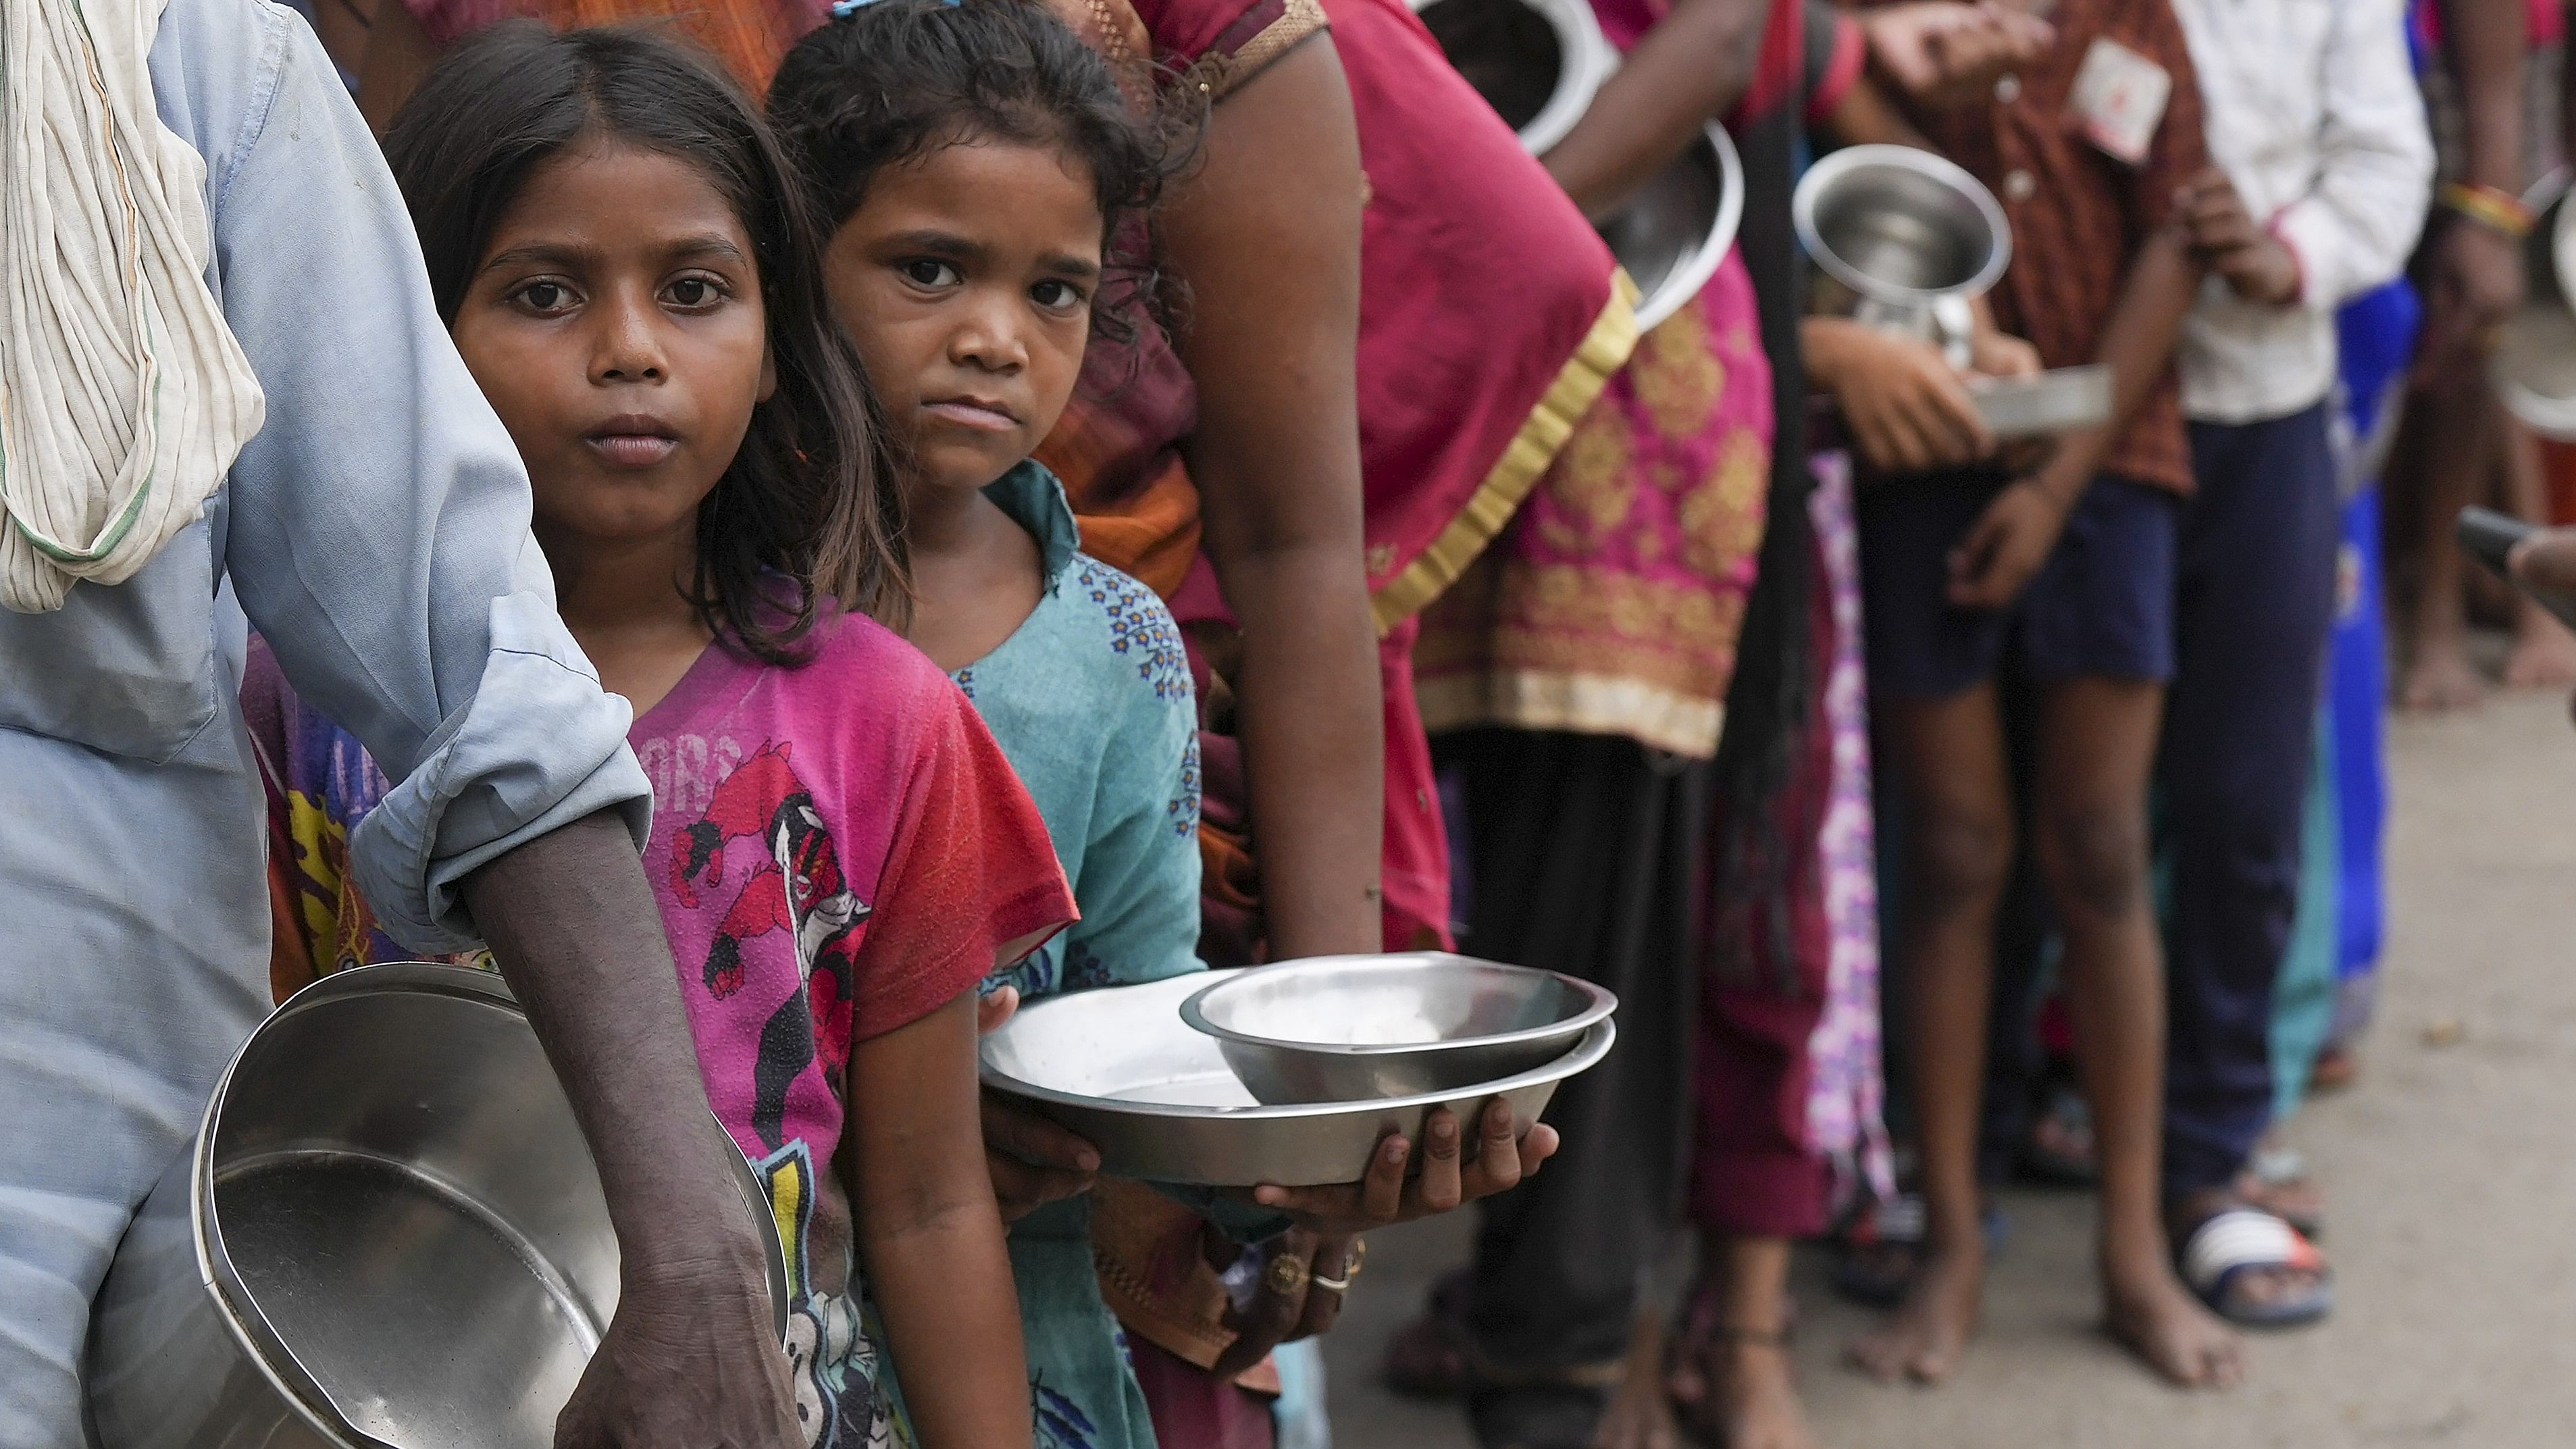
[1857,472,2179,700]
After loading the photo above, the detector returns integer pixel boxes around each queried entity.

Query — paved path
[1320,690,2576,1448]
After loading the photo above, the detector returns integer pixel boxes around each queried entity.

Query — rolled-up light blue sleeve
[201,4,649,951]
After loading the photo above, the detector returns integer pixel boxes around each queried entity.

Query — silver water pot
[1595,123,1745,331]
[85,962,788,1449]
[1797,143,2115,439]
[1794,143,2011,368]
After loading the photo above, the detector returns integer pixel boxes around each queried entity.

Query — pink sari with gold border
[1411,0,1785,761]
[1415,260,1774,757]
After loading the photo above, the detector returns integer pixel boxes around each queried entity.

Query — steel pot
[1597,122,1745,332]
[1795,143,2011,367]
[1409,0,1616,155]
[85,962,788,1449]
[1406,0,1743,331]
[1179,953,1616,1103]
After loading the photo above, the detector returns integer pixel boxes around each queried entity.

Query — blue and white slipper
[2178,1206,2333,1328]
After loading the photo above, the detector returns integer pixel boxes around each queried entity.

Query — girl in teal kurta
[958,462,1213,1449]
[771,9,1233,1443]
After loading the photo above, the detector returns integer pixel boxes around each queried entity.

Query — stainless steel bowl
[1179,954,1616,1103]
[1410,0,1616,155]
[1599,122,1746,332]
[1967,364,2113,440]
[981,969,1615,1186]
[1405,0,1740,331]
[1795,144,2011,308]
[2495,172,2576,439]
[86,963,788,1449]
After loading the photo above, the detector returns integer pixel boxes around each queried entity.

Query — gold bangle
[2439,181,2535,239]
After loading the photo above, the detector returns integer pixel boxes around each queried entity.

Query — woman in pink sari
[1004,4,1641,1442]
[1397,0,1908,1444]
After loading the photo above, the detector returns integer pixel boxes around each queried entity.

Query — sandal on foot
[1667,1279,1794,1446]
[2234,1145,2326,1240]
[2177,1207,2334,1328]
[1827,1194,2009,1308]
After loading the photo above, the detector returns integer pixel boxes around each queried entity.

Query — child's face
[821,137,1103,497]
[450,137,775,556]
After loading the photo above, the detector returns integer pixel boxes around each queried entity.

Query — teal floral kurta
[956,462,1205,1449]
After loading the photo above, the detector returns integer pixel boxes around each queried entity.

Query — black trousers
[2160,404,2342,1194]
[1439,728,1705,1377]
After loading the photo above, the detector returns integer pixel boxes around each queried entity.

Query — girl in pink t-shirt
[247,24,1073,1449]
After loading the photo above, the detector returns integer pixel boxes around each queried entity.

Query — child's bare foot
[2398,638,2487,711]
[1589,1362,1680,1449]
[1672,1335,1824,1449]
[2504,618,2576,690]
[1845,1242,1981,1385]
[1591,1313,1678,1449]
[2103,1257,2244,1389]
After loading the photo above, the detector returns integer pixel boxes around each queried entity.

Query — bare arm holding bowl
[1165,35,1388,964]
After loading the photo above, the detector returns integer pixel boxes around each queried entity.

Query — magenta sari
[1412,0,1780,760]
[1031,0,1641,1436]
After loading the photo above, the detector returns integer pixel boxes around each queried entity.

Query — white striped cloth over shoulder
[0,0,265,613]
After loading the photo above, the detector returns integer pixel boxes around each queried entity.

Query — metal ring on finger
[1311,1238,1366,1296]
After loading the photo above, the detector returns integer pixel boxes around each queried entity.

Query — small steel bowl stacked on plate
[979,956,1615,1188]
[1181,953,1614,1102]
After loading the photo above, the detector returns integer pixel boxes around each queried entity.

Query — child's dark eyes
[1031,278,1088,314]
[663,273,730,310]
[511,279,579,315]
[900,258,962,290]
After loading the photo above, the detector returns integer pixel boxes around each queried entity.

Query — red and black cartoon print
[670,742,871,1149]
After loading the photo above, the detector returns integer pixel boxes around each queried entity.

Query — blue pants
[2160,403,2342,1196]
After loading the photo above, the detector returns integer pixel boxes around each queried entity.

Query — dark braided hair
[384,22,910,658]
[767,0,1200,349]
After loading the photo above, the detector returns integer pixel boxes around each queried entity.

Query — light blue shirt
[0,1,650,1440]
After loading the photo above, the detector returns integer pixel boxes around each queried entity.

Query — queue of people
[0,0,2527,1445]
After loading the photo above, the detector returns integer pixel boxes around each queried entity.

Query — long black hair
[384,22,908,659]
[767,0,1198,349]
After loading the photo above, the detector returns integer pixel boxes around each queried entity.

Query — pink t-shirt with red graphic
[250,605,1070,1442]
[624,613,1072,1438]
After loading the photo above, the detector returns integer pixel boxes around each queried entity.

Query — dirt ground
[1319,690,2576,1449]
